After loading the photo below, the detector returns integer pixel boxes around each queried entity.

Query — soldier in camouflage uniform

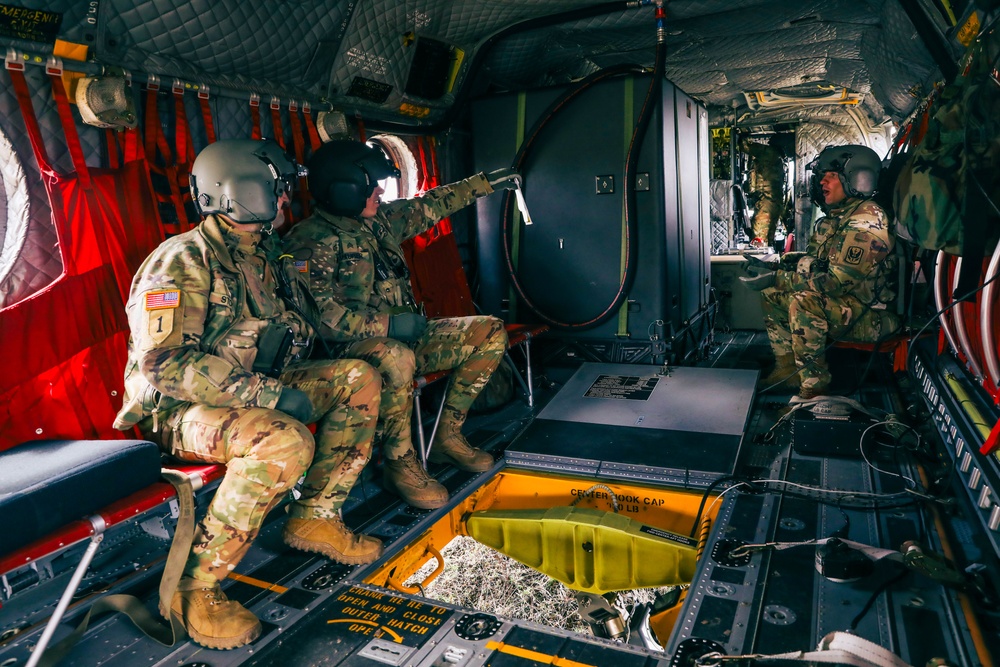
[115,140,384,651]
[284,140,515,510]
[745,138,787,248]
[741,144,898,399]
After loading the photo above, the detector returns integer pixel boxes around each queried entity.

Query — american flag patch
[145,289,180,310]
[294,260,309,274]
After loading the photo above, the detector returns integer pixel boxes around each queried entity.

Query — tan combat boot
[428,419,494,473]
[383,450,449,509]
[160,577,261,650]
[758,353,800,392]
[283,514,383,564]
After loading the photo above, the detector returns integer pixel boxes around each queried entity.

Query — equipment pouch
[252,323,293,377]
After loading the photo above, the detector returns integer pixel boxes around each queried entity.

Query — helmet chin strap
[221,197,277,233]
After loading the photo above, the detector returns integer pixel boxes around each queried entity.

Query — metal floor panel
[536,363,757,435]
[507,363,757,486]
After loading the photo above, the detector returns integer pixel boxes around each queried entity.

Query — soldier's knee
[250,418,315,484]
[478,316,507,347]
[347,361,383,408]
[789,290,824,314]
[760,288,781,307]
[367,340,416,388]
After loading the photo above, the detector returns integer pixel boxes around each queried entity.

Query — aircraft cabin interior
[1,1,999,666]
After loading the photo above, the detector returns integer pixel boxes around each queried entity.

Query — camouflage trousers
[339,315,507,462]
[760,287,893,393]
[751,195,783,247]
[150,358,381,583]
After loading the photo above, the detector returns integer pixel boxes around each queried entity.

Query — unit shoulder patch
[844,246,865,265]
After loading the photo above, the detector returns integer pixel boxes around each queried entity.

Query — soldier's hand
[388,313,428,342]
[742,254,778,276]
[739,270,776,291]
[486,167,522,190]
[275,387,313,423]
[780,251,806,267]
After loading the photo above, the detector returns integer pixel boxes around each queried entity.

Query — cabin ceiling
[18,1,951,130]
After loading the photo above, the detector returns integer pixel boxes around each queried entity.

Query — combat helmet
[189,139,304,224]
[308,140,400,217]
[807,144,881,205]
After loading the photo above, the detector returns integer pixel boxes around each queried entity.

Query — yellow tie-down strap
[465,506,697,595]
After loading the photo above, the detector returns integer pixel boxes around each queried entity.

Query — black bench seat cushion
[0,439,161,559]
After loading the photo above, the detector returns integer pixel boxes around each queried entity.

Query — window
[367,134,417,203]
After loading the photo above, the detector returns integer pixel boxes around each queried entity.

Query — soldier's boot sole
[158,585,262,650]
[427,446,494,473]
[383,478,448,510]
[382,452,449,509]
[159,607,261,650]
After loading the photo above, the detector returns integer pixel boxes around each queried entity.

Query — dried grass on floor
[406,536,667,635]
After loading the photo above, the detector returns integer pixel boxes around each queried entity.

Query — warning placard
[583,374,659,401]
[0,5,61,44]
[347,76,392,103]
[327,586,450,645]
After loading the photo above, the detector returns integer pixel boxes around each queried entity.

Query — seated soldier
[115,139,384,650]
[741,144,899,400]
[283,140,519,509]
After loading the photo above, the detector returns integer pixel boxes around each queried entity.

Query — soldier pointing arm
[284,140,516,509]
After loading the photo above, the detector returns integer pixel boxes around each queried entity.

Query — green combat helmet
[189,138,305,224]
[807,144,881,206]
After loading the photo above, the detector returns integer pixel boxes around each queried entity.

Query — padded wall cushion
[0,439,161,558]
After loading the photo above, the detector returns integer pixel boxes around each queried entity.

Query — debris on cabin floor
[405,536,669,636]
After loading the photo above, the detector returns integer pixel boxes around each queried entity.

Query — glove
[275,387,313,423]
[486,167,522,190]
[739,270,776,291]
[388,313,428,342]
[780,251,806,267]
[742,254,779,276]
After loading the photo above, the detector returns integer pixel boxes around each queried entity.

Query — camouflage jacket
[748,143,785,198]
[776,198,897,309]
[114,215,320,431]
[283,172,493,343]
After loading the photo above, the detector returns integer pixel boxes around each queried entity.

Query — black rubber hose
[500,36,667,329]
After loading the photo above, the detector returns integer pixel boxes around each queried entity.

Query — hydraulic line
[935,250,962,360]
[981,242,1000,387]
[951,257,985,382]
[500,2,669,329]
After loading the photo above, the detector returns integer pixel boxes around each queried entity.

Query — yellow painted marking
[226,573,288,594]
[326,618,403,642]
[485,641,596,667]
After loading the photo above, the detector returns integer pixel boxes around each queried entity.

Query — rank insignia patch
[145,289,180,310]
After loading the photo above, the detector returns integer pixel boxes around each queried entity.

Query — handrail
[386,544,445,595]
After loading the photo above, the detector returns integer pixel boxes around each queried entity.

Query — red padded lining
[0,69,163,451]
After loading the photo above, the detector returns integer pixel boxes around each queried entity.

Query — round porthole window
[368,134,418,203]
[0,123,32,301]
